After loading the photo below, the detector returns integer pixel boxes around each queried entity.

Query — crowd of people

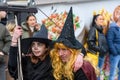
[0,5,120,80]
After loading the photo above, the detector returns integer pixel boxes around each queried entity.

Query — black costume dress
[8,46,53,80]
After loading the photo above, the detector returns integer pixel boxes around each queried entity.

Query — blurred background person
[6,20,16,36]
[0,11,11,80]
[5,20,15,80]
[107,5,120,80]
[21,14,41,38]
[85,14,108,79]
[0,17,7,25]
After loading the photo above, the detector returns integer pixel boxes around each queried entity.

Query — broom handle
[15,15,23,80]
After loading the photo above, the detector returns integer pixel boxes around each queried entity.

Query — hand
[35,23,40,31]
[73,53,83,72]
[0,52,4,56]
[12,26,23,42]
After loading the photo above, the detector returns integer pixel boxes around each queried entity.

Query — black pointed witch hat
[21,24,51,54]
[56,7,82,49]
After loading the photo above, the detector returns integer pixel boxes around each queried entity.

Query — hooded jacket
[21,22,40,39]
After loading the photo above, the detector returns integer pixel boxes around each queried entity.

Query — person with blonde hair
[50,7,96,80]
[6,20,16,36]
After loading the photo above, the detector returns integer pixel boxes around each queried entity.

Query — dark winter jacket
[8,46,53,80]
[106,22,120,56]
[87,25,108,57]
[0,23,11,63]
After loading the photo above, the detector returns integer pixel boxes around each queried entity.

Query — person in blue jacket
[106,5,120,80]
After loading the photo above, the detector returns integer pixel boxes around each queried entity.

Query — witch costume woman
[50,7,97,80]
[8,24,53,80]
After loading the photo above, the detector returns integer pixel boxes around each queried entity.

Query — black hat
[21,24,51,54]
[56,7,82,49]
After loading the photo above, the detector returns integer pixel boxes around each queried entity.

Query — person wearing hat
[0,11,11,80]
[50,7,97,80]
[8,24,54,80]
